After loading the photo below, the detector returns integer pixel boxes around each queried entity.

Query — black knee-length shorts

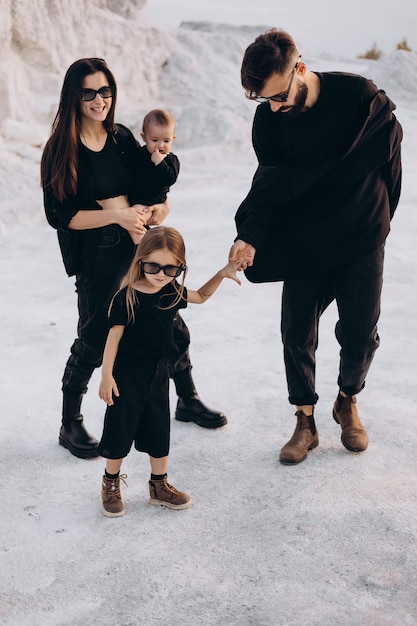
[98,357,170,459]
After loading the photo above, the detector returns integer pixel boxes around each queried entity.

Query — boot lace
[104,474,128,496]
[162,478,179,495]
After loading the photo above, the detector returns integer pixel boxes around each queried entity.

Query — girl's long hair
[40,57,117,202]
[113,226,188,323]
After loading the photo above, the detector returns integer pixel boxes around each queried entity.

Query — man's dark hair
[241,29,298,98]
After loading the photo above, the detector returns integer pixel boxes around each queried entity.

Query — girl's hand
[187,260,242,304]
[218,260,242,285]
[99,376,120,406]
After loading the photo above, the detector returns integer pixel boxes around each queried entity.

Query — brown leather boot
[279,411,319,465]
[102,474,127,518]
[333,393,368,452]
[149,476,192,510]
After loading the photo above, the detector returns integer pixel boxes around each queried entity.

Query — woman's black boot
[59,393,99,459]
[173,368,227,429]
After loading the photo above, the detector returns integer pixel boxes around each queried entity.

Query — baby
[99,109,179,244]
[132,108,179,206]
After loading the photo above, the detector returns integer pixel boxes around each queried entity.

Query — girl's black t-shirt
[109,282,188,362]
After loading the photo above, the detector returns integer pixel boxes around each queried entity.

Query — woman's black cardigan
[43,123,137,277]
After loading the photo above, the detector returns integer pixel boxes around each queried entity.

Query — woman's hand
[135,198,171,226]
[69,195,147,234]
[97,196,147,235]
[115,206,148,236]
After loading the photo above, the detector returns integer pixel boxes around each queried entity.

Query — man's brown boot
[149,476,192,510]
[333,393,368,452]
[279,411,319,465]
[102,474,127,518]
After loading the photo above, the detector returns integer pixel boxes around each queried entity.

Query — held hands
[189,259,242,304]
[228,239,256,271]
[131,204,151,223]
[127,200,170,245]
[99,375,120,407]
[134,198,171,226]
[218,260,243,285]
[97,196,148,236]
[117,206,148,236]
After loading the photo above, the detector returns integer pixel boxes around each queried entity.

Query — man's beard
[279,81,308,117]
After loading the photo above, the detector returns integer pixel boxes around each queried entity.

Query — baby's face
[141,122,176,154]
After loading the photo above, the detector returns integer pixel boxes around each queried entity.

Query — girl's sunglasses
[140,261,186,278]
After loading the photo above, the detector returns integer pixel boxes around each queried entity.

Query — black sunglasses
[80,86,115,101]
[249,55,302,104]
[140,261,187,278]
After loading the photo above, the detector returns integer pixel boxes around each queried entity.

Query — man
[229,29,402,464]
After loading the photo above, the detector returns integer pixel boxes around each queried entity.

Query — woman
[41,58,226,459]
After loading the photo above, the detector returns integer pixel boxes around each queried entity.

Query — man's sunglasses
[140,261,187,278]
[80,86,115,101]
[249,55,302,104]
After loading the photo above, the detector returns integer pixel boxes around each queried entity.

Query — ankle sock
[105,470,119,480]
[151,473,167,481]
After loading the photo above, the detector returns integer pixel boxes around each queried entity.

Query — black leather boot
[59,393,99,459]
[173,368,227,428]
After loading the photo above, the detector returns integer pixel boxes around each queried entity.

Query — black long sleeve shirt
[235,72,403,282]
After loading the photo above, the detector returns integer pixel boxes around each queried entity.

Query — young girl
[98,226,241,517]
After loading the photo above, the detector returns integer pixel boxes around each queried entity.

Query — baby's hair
[110,226,187,323]
[142,109,176,134]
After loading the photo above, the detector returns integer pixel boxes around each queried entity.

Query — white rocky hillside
[0,0,415,231]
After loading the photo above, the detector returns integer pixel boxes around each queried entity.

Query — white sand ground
[1,3,416,625]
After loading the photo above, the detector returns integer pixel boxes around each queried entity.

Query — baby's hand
[219,260,242,285]
[151,150,167,166]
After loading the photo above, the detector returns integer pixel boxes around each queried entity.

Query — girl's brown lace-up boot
[149,476,191,510]
[101,474,127,517]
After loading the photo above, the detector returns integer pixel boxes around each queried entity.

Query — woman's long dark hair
[40,57,117,202]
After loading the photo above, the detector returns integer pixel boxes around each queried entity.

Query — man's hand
[228,239,256,270]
